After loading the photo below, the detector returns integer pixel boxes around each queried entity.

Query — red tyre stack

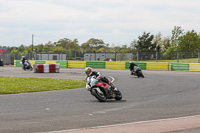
[33,64,59,73]
[37,64,44,73]
[49,64,56,73]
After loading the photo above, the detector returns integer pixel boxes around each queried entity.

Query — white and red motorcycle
[86,76,122,102]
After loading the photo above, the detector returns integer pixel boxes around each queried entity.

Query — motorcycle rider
[21,56,29,69]
[129,61,137,75]
[85,67,117,91]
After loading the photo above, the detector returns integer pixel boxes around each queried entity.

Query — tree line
[1,26,200,59]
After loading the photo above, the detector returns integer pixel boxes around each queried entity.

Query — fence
[1,51,200,65]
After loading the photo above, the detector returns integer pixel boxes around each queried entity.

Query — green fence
[56,61,67,68]
[15,60,22,67]
[170,63,189,71]
[86,61,105,68]
[125,62,146,70]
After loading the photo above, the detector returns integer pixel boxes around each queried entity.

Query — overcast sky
[0,0,199,47]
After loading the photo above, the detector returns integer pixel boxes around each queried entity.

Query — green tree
[162,37,171,52]
[130,39,137,51]
[178,30,200,52]
[81,38,105,53]
[35,44,44,53]
[135,32,159,52]
[18,44,25,53]
[152,32,163,51]
[171,26,184,47]
[43,41,54,53]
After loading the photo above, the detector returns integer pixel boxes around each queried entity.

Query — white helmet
[85,67,92,76]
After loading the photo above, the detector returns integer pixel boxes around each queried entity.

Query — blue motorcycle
[132,65,144,78]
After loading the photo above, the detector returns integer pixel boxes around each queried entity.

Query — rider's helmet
[22,56,25,59]
[130,61,133,64]
[85,67,92,76]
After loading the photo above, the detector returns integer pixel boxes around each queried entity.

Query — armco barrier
[14,60,35,67]
[171,63,189,71]
[14,60,200,72]
[125,62,146,70]
[35,60,46,64]
[29,60,35,67]
[146,62,169,71]
[105,62,125,69]
[14,60,22,67]
[189,63,200,71]
[56,61,67,68]
[86,61,105,69]
[45,61,56,64]
[68,61,86,68]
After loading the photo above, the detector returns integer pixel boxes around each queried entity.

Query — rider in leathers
[85,67,116,91]
[129,61,137,75]
[21,56,29,69]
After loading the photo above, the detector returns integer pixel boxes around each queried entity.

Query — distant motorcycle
[132,65,144,78]
[21,61,33,71]
[86,76,122,102]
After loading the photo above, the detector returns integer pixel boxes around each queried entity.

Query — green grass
[0,77,86,94]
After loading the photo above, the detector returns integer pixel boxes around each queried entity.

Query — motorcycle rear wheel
[92,89,107,102]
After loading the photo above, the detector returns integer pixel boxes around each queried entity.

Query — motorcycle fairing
[95,82,108,89]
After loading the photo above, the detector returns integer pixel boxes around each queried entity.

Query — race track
[0,67,200,133]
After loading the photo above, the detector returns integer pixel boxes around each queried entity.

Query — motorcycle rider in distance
[129,61,137,75]
[85,67,117,91]
[21,56,29,69]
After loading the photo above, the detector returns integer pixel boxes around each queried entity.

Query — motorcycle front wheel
[115,91,122,100]
[138,71,144,78]
[92,88,107,102]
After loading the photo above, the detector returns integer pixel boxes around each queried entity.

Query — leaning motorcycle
[132,65,144,78]
[20,61,33,71]
[86,76,122,102]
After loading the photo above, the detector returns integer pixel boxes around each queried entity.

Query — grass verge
[0,77,86,94]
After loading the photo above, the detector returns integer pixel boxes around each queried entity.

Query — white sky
[0,0,199,47]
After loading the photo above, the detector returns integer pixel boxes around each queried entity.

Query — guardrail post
[177,50,179,63]
[156,49,158,62]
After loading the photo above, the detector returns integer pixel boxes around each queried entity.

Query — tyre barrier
[33,64,60,73]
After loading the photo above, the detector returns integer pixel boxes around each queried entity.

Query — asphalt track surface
[0,67,200,133]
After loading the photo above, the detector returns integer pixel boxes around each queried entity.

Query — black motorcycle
[86,76,122,102]
[21,61,33,71]
[132,66,144,78]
